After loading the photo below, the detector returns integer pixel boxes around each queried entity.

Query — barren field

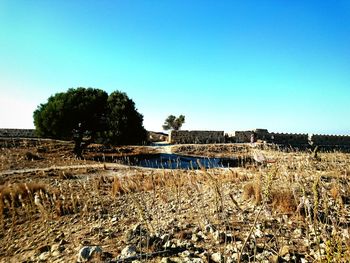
[1,139,350,262]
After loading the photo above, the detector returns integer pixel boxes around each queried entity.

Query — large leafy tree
[104,91,147,145]
[33,87,108,140]
[33,88,147,145]
[162,115,185,131]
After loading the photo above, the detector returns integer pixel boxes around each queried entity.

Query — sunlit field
[1,138,350,262]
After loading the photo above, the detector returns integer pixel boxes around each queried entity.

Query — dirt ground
[1,139,350,262]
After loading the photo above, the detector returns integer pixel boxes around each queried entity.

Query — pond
[93,153,253,169]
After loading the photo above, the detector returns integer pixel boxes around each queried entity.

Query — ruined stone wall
[310,134,350,146]
[0,129,37,138]
[233,129,270,143]
[169,130,225,144]
[268,132,309,146]
[233,131,252,143]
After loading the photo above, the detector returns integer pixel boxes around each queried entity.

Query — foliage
[33,87,108,140]
[162,115,185,131]
[33,87,147,145]
[104,91,147,145]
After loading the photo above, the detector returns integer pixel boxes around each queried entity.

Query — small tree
[162,115,185,131]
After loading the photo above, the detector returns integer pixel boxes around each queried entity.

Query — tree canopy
[33,87,147,145]
[162,115,185,131]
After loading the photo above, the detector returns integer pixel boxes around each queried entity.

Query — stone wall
[268,132,309,146]
[310,134,350,146]
[233,131,252,143]
[169,130,225,144]
[0,129,37,138]
[232,129,270,143]
[230,129,308,146]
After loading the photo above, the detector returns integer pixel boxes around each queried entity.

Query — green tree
[162,115,185,131]
[33,87,147,145]
[104,91,147,145]
[33,87,108,140]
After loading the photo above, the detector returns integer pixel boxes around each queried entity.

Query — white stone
[121,245,137,258]
[211,252,223,263]
[39,252,50,261]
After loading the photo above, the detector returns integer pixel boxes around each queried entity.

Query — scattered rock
[77,246,102,262]
[51,244,65,253]
[213,230,226,243]
[39,251,50,261]
[211,252,223,263]
[204,224,216,233]
[126,224,149,246]
[120,245,137,258]
[37,245,51,254]
[161,257,172,263]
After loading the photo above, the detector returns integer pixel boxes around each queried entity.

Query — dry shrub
[330,184,340,200]
[59,171,76,180]
[0,182,48,203]
[0,182,51,217]
[220,170,240,183]
[242,181,262,204]
[111,177,126,196]
[24,151,41,161]
[175,230,192,240]
[270,189,297,214]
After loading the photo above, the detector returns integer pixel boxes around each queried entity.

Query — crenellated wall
[232,129,270,143]
[233,131,252,143]
[1,127,350,148]
[268,132,309,146]
[169,130,225,144]
[0,129,37,138]
[310,134,350,146]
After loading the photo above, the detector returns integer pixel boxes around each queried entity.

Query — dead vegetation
[0,139,350,262]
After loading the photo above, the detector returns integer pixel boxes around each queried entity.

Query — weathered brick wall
[310,134,350,146]
[0,129,37,138]
[169,130,225,144]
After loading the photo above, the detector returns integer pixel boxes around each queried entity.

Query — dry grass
[0,182,49,206]
[242,180,262,204]
[270,189,297,214]
[2,139,350,262]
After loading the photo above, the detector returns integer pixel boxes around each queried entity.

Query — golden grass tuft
[111,177,126,196]
[330,184,340,200]
[270,189,297,214]
[0,182,48,203]
[242,181,262,204]
[242,181,297,213]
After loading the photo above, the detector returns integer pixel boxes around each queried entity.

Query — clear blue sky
[1,1,349,135]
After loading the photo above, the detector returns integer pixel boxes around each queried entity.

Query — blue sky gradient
[1,1,349,134]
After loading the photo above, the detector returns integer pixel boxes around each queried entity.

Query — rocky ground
[1,139,350,262]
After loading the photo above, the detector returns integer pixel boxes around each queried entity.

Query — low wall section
[310,134,350,146]
[0,129,37,138]
[233,131,252,143]
[169,130,225,144]
[268,132,309,146]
